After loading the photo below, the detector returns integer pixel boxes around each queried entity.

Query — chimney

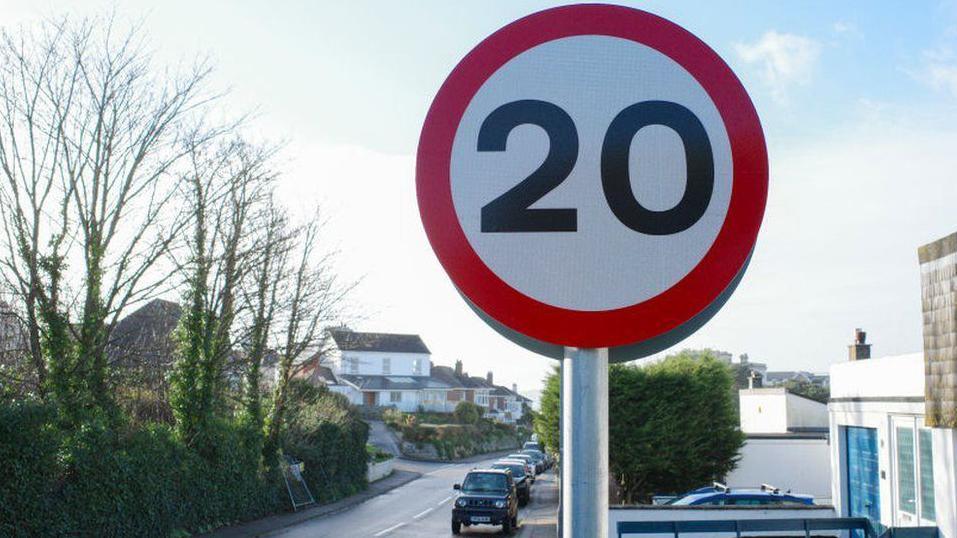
[739,353,749,365]
[512,383,518,394]
[486,371,493,385]
[849,328,871,361]
[454,359,463,377]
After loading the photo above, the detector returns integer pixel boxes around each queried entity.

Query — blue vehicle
[666,483,814,506]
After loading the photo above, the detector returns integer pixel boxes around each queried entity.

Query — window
[413,358,421,375]
[390,391,401,403]
[896,426,916,515]
[347,356,358,374]
[919,429,935,521]
[382,357,391,375]
[893,418,935,524]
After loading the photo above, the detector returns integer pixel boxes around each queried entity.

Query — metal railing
[616,517,882,538]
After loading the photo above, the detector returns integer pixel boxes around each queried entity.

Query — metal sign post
[562,348,609,537]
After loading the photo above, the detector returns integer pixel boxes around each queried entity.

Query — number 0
[479,100,714,235]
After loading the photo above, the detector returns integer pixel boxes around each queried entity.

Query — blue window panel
[897,426,916,515]
[918,429,935,521]
[846,426,881,537]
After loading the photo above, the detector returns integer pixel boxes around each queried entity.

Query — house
[308,329,530,421]
[326,329,436,412]
[827,232,957,537]
[829,348,955,535]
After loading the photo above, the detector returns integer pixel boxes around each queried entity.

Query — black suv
[451,469,519,534]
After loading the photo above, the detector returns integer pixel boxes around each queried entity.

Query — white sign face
[449,36,732,311]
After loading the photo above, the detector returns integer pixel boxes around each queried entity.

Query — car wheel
[512,514,519,528]
[451,520,461,535]
[501,516,512,534]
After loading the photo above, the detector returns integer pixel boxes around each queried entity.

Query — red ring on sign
[416,4,767,348]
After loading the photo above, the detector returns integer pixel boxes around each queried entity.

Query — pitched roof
[296,354,341,385]
[329,330,430,354]
[107,299,182,366]
[430,365,465,388]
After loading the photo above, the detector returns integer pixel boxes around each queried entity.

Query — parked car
[500,457,535,483]
[490,460,531,506]
[452,469,519,535]
[667,483,814,506]
[507,453,542,475]
[521,449,548,471]
[523,441,542,452]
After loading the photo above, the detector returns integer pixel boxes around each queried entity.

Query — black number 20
[478,99,714,235]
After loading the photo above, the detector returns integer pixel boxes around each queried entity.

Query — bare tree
[263,216,353,459]
[0,15,221,419]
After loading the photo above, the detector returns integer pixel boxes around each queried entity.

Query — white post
[561,347,609,537]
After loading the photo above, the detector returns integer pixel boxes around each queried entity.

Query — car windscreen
[521,450,543,459]
[492,463,525,479]
[462,473,508,494]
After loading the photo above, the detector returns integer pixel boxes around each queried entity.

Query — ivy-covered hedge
[0,384,370,536]
[0,401,282,537]
[281,380,370,504]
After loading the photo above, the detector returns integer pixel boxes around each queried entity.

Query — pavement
[367,420,402,457]
[205,470,422,538]
[268,456,558,538]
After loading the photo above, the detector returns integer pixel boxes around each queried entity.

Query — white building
[829,351,957,536]
[727,387,832,502]
[298,330,528,420]
[739,387,829,435]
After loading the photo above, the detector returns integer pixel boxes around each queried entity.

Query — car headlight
[494,500,506,508]
[455,498,467,507]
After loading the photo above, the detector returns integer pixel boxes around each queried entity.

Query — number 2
[478,100,714,235]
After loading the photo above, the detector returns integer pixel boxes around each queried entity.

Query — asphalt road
[269,456,558,538]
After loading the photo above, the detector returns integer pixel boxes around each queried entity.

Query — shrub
[281,380,369,504]
[453,401,483,424]
[0,402,63,536]
[0,402,282,537]
[534,355,744,503]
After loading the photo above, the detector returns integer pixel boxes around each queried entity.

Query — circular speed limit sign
[417,5,767,360]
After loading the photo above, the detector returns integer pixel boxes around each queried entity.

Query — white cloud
[919,47,957,97]
[735,31,821,104]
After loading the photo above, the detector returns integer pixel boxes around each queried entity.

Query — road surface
[270,456,558,537]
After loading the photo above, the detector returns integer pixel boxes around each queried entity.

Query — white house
[828,351,957,536]
[727,387,832,502]
[297,329,530,420]
[326,330,436,412]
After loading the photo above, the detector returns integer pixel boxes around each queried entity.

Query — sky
[3,1,957,401]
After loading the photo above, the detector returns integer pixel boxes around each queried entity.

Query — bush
[366,444,393,463]
[453,401,483,424]
[534,355,744,504]
[281,380,369,504]
[0,402,63,536]
[0,402,282,537]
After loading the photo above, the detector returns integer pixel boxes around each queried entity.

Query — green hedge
[0,402,282,537]
[0,383,370,536]
[281,380,369,504]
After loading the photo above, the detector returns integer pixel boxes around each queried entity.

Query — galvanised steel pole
[561,347,608,537]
